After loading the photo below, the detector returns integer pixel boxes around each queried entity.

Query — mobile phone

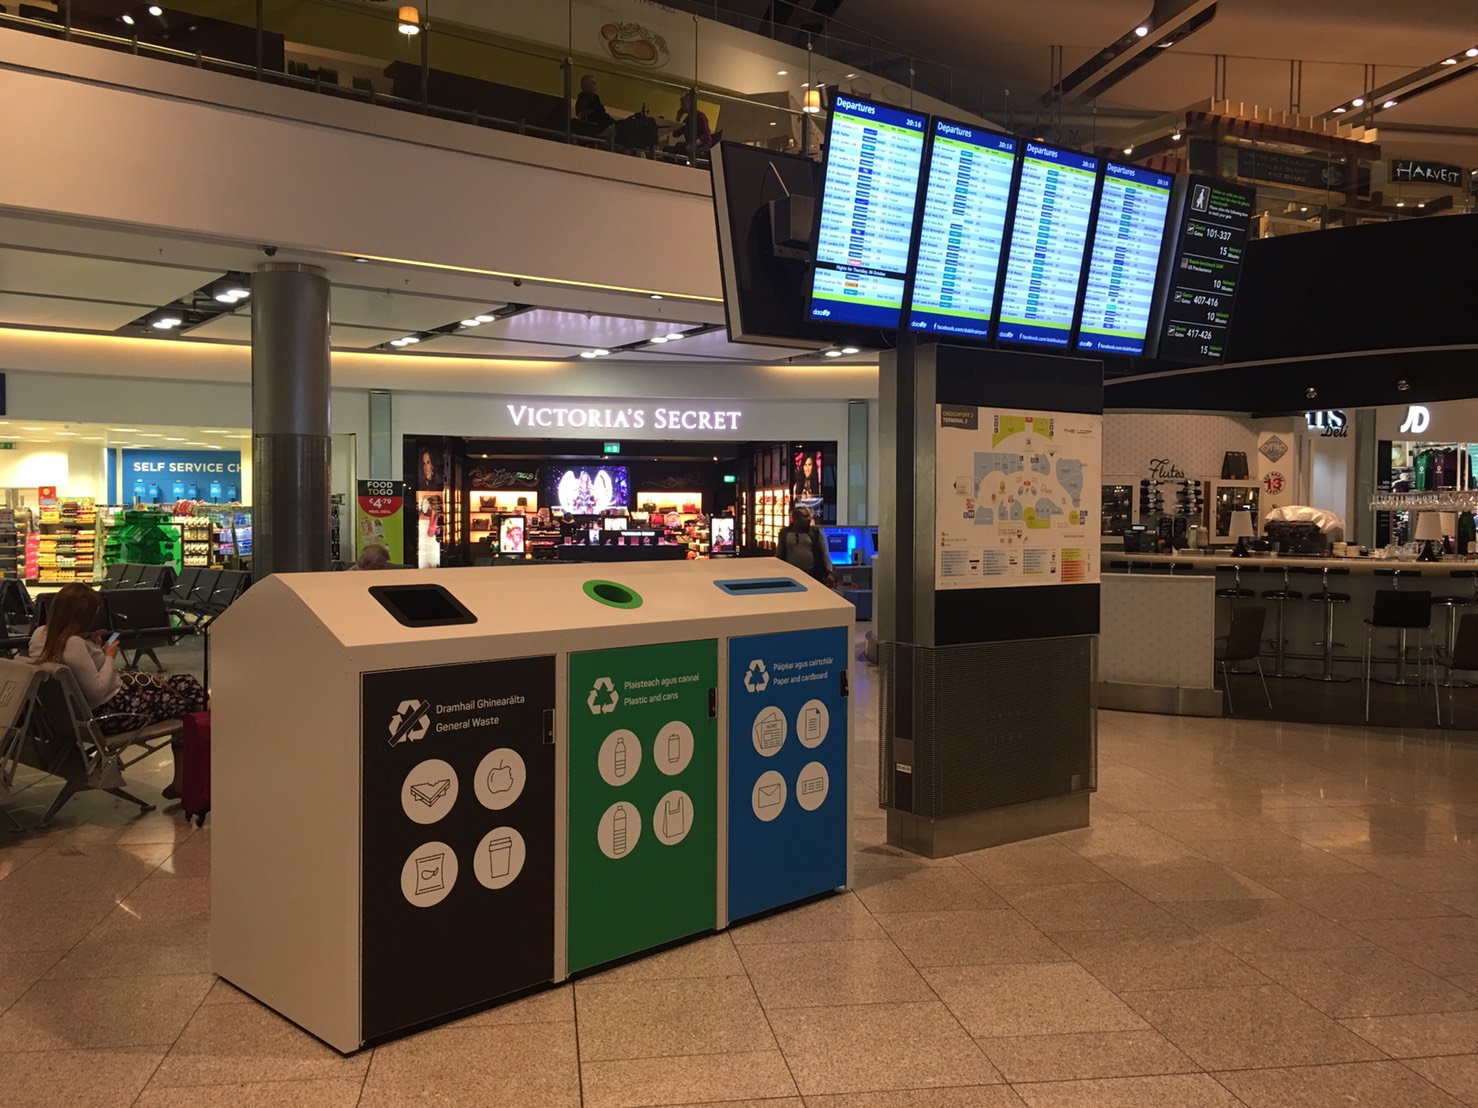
[105,632,121,647]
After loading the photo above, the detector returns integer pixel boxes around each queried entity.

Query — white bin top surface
[223,559,852,647]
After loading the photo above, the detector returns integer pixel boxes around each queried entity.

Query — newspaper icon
[754,707,785,751]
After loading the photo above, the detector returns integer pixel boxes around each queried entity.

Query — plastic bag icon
[663,795,686,839]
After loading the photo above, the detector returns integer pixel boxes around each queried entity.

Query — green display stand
[107,510,182,571]
[568,639,718,973]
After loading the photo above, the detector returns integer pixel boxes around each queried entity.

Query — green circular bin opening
[583,580,643,609]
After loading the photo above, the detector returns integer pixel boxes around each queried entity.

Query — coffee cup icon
[488,836,513,879]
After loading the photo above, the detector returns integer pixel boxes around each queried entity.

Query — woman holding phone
[30,583,206,800]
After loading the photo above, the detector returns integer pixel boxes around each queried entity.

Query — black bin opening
[369,584,478,628]
[593,583,633,604]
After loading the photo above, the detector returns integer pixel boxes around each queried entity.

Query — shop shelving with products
[0,506,30,580]
[105,509,183,572]
[175,513,215,568]
[35,498,97,584]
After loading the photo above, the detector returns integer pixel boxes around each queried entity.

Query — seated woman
[30,583,206,800]
[665,90,713,157]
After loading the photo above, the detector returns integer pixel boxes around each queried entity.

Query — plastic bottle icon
[612,804,628,855]
[614,735,628,779]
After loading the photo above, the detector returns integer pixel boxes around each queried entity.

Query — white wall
[1102,412,1262,481]
[1310,432,1355,525]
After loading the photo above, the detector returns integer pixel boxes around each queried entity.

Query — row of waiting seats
[0,656,178,831]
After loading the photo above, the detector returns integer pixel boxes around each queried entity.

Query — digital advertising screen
[710,516,736,556]
[1158,176,1257,363]
[498,516,526,555]
[546,465,630,514]
[1075,162,1174,356]
[808,95,928,330]
[907,120,1018,339]
[996,143,1100,349]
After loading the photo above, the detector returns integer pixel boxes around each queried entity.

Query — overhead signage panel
[1157,176,1256,364]
[1075,162,1174,357]
[807,95,928,330]
[996,143,1100,349]
[906,120,1018,340]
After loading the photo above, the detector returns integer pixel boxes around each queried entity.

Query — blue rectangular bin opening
[713,578,810,596]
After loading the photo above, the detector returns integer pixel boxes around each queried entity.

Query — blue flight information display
[1075,163,1174,356]
[996,143,1099,348]
[907,121,1018,339]
[809,95,927,330]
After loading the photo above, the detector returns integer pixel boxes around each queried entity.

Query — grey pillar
[251,263,331,578]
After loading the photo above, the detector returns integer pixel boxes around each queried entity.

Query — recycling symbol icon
[587,677,619,715]
[744,660,769,693]
[388,699,431,747]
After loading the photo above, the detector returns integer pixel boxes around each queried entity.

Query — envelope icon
[757,783,782,808]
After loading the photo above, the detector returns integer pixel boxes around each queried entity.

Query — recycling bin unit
[210,560,853,1052]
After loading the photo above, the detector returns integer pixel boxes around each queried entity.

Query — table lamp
[1228,510,1255,557]
[1415,511,1444,562]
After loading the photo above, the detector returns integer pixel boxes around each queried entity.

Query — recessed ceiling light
[1351,97,1365,107]
[474,314,496,323]
[665,332,685,341]
[593,348,610,357]
[55,431,77,437]
[649,294,663,300]
[846,73,857,79]
[1333,106,1347,113]
[801,82,810,88]
[121,13,134,25]
[769,121,777,126]
[1442,57,1458,65]
[649,336,668,344]
[1170,130,1182,140]
[1468,47,1478,57]
[353,256,369,263]
[841,346,860,355]
[186,441,208,446]
[151,314,182,330]
[1383,99,1398,108]
[1134,25,1149,37]
[1418,202,1426,208]
[1396,200,1405,207]
[138,433,165,438]
[460,319,480,327]
[148,4,162,14]
[21,426,45,431]
[1123,146,1133,155]
[777,70,787,76]
[165,437,187,442]
[823,349,843,358]
[1300,205,1308,212]
[580,351,597,359]
[389,338,409,347]
[205,444,222,450]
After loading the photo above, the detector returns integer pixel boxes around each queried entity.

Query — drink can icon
[488,836,513,879]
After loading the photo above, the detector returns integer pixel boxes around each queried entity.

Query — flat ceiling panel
[331,325,419,349]
[0,248,217,306]
[482,309,672,348]
[0,293,145,330]
[183,313,251,341]
[330,287,502,331]
[647,330,814,360]
[410,335,589,358]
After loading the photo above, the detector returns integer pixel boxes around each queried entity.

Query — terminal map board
[567,640,718,973]
[907,120,1018,340]
[1157,175,1256,363]
[360,657,556,1040]
[1075,163,1174,356]
[808,95,928,330]
[996,143,1100,349]
[935,404,1102,590]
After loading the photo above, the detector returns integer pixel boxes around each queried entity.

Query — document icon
[802,707,822,742]
[758,783,782,808]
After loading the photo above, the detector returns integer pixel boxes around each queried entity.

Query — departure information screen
[996,143,1099,348]
[1158,176,1257,363]
[1075,162,1174,356]
[906,121,1018,339]
[808,95,928,330]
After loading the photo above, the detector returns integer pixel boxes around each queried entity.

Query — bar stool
[1306,566,1352,681]
[1375,567,1422,589]
[1430,572,1476,686]
[1215,564,1257,610]
[1364,589,1434,717]
[1260,567,1303,677]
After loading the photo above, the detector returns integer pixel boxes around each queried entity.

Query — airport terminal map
[935,405,1102,590]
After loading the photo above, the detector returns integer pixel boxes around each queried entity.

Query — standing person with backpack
[776,505,835,587]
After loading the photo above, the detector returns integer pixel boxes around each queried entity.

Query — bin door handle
[707,687,717,719]
[543,708,554,745]
[841,669,850,699]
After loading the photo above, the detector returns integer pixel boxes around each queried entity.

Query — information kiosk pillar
[879,340,1103,856]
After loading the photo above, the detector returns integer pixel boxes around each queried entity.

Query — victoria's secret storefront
[401,396,840,567]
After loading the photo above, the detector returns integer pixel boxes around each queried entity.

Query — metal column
[251,263,331,578]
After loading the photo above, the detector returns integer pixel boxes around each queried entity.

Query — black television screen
[806,94,928,330]
[1074,162,1174,357]
[545,465,630,514]
[995,142,1100,349]
[907,119,1018,340]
